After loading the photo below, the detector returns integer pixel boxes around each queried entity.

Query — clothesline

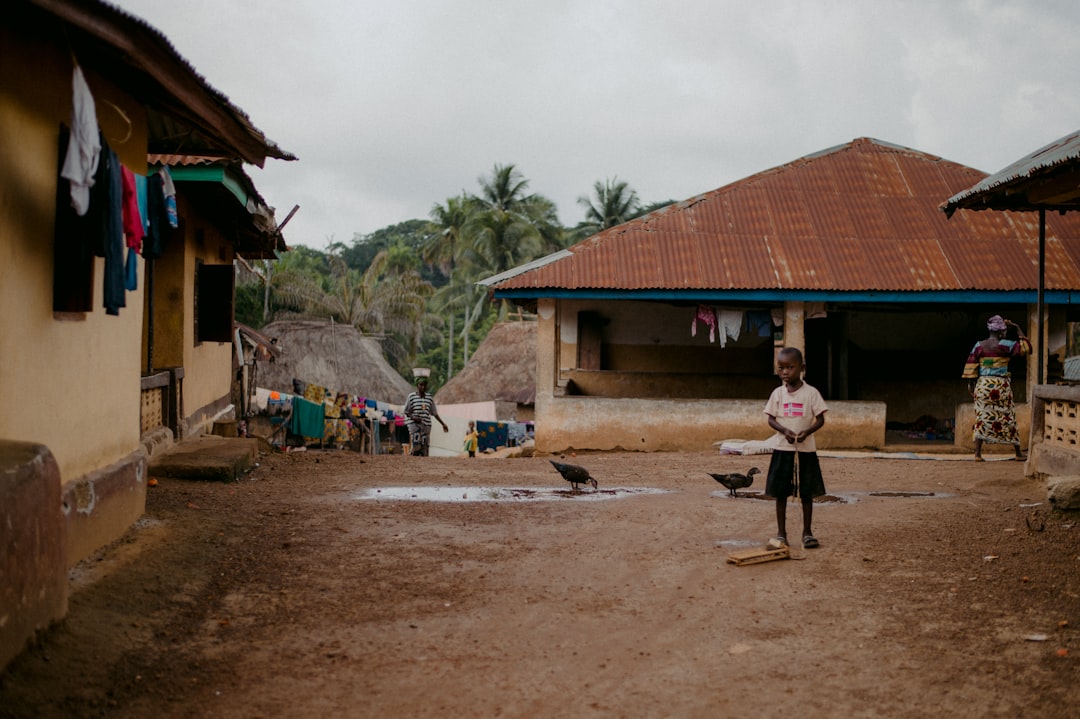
[691,304,828,346]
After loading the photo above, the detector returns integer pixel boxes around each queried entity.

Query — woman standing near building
[962,315,1031,461]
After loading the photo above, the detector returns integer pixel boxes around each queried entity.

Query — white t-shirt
[764,382,828,452]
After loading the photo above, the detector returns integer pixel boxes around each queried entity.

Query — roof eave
[479,249,573,288]
[27,0,295,167]
[164,162,286,258]
[491,288,1080,304]
[943,129,1080,216]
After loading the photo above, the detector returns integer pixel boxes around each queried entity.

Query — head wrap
[987,315,1007,332]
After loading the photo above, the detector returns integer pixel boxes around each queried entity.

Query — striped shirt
[404,392,438,428]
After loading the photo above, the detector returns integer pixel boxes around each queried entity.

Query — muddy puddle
[355,486,671,503]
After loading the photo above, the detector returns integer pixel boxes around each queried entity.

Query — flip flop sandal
[802,535,820,549]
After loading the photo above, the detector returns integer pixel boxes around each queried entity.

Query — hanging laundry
[289,396,324,442]
[100,142,125,316]
[716,310,743,348]
[476,421,508,452]
[60,65,100,216]
[120,165,143,292]
[252,387,273,413]
[121,165,144,252]
[143,168,171,258]
[124,246,138,291]
[692,304,719,342]
[747,310,772,337]
[53,127,100,311]
[506,422,529,446]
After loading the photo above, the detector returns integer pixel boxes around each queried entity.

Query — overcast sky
[110,0,1080,251]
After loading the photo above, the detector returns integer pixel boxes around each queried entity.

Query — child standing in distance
[464,421,479,458]
[764,347,828,549]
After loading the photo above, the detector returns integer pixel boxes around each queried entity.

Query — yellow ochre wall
[0,20,149,482]
[144,191,237,437]
[179,199,237,437]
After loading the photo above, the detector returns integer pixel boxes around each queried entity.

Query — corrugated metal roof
[21,0,295,166]
[147,154,218,167]
[943,129,1080,213]
[490,138,1080,295]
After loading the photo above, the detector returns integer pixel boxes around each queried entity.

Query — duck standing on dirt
[708,467,760,497]
[550,460,598,491]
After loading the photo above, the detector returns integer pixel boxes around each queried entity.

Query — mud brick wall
[0,441,68,672]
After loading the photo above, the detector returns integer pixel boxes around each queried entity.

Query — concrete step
[148,436,259,482]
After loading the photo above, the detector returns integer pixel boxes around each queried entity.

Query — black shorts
[765,451,826,499]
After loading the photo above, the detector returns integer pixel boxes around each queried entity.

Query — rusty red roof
[488,138,1080,295]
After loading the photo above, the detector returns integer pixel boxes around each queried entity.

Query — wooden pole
[1038,208,1046,385]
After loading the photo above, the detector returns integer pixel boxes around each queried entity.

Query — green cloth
[289,396,324,441]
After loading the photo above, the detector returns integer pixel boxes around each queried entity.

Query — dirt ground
[2,445,1079,718]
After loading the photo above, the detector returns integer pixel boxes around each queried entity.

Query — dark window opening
[195,259,234,344]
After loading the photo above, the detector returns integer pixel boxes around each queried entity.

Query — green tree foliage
[239,166,667,386]
[336,219,444,287]
[566,178,674,244]
[637,198,678,216]
[235,280,264,328]
[577,177,641,234]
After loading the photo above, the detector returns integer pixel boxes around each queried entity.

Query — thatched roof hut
[436,321,536,407]
[254,320,413,403]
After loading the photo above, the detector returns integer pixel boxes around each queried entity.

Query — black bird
[708,467,760,497]
[550,460,598,491]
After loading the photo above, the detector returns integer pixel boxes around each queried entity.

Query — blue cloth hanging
[476,421,508,452]
[124,246,138,290]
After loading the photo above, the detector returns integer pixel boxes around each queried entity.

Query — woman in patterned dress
[962,315,1031,461]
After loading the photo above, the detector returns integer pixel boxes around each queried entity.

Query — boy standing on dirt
[764,347,828,549]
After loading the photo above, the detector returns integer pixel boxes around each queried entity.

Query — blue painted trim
[491,288,1080,304]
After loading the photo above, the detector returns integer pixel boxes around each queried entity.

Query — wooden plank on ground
[726,546,790,566]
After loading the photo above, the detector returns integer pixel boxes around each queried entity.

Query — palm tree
[468,164,548,276]
[364,246,438,370]
[477,163,533,213]
[424,194,477,377]
[422,165,564,373]
[577,177,642,235]
[423,194,474,276]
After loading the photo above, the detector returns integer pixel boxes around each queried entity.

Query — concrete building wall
[535,396,886,453]
[178,201,236,437]
[536,299,885,452]
[535,298,1054,452]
